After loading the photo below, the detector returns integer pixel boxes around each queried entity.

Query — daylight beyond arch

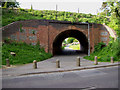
[53,30,88,55]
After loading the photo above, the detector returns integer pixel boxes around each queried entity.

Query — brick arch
[52,29,88,55]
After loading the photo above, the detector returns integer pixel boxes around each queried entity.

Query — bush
[84,40,120,62]
[67,37,75,43]
[94,42,106,52]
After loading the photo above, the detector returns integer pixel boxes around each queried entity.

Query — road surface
[2,66,119,89]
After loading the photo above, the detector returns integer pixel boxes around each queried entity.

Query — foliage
[101,1,120,37]
[84,1,120,62]
[84,40,120,62]
[62,46,66,50]
[63,40,67,44]
[2,41,52,65]
[101,1,120,17]
[94,42,106,52]
[19,24,23,32]
[67,37,75,43]
[73,39,79,42]
[2,1,19,9]
[2,8,106,27]
[2,2,7,8]
[69,44,80,50]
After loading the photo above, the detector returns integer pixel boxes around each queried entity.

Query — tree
[115,2,120,17]
[67,37,75,43]
[2,0,19,9]
[73,39,79,42]
[101,1,120,17]
[100,1,120,37]
[63,40,66,44]
[2,1,7,8]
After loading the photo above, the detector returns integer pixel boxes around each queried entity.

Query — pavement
[2,54,120,78]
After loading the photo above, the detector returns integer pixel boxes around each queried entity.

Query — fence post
[77,57,80,67]
[6,59,10,67]
[56,59,60,68]
[111,57,114,63]
[33,60,37,69]
[94,56,98,65]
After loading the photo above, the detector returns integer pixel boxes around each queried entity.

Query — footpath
[2,54,120,78]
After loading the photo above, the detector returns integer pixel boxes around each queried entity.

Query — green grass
[2,8,106,27]
[2,41,52,65]
[69,44,80,50]
[84,41,120,62]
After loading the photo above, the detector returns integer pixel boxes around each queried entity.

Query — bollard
[94,56,98,65]
[33,60,37,69]
[111,57,114,63]
[77,57,80,67]
[56,59,60,68]
[6,59,10,67]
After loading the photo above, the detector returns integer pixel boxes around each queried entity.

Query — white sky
[16,0,105,15]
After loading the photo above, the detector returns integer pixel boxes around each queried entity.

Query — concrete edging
[18,63,120,76]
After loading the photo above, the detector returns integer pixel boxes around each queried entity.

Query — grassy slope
[2,41,52,65]
[84,41,120,62]
[2,8,106,27]
[69,44,80,50]
[2,9,43,26]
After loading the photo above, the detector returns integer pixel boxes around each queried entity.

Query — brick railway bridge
[2,20,116,55]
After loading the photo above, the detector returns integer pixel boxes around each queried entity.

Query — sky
[16,0,105,15]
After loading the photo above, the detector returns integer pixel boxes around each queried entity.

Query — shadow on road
[60,49,85,56]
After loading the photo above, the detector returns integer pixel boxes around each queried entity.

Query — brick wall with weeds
[84,38,120,62]
[2,39,52,65]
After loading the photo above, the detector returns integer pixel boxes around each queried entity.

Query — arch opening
[61,37,81,54]
[53,30,88,55]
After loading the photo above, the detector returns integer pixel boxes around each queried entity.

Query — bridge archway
[53,30,88,55]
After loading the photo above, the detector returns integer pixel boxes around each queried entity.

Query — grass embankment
[2,8,107,27]
[2,41,52,65]
[2,9,44,27]
[84,41,120,62]
[69,44,80,50]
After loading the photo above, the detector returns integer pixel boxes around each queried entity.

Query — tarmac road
[2,66,119,89]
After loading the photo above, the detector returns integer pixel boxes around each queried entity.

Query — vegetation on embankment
[69,44,80,50]
[84,40,120,62]
[2,8,108,27]
[2,39,52,65]
[84,1,120,62]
